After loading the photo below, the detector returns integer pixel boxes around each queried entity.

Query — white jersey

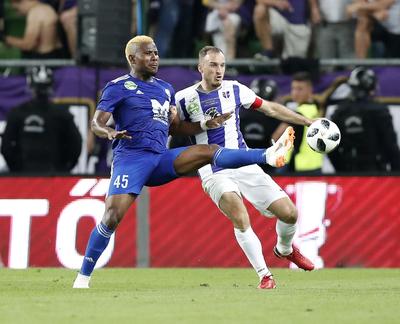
[175,80,258,179]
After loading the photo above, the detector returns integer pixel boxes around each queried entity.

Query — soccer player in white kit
[175,46,315,289]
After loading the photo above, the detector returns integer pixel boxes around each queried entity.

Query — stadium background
[0,0,400,271]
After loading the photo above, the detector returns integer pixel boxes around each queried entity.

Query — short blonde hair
[125,35,154,64]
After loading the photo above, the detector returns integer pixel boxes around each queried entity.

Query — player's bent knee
[209,144,220,153]
[280,205,298,224]
[203,144,220,161]
[225,211,250,229]
[102,206,123,230]
[233,216,250,230]
[286,206,298,224]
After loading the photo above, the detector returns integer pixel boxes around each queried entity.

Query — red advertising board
[0,177,136,269]
[0,176,399,268]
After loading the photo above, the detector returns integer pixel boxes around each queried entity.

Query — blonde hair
[125,35,154,64]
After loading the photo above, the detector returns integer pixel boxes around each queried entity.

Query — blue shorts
[108,147,187,196]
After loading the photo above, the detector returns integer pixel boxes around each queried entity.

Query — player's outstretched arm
[258,100,313,126]
[91,110,132,140]
[169,109,233,136]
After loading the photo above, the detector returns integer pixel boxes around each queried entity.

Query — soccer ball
[306,118,341,153]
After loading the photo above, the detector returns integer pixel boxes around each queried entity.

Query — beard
[212,79,222,88]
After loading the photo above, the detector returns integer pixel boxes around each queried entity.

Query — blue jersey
[97,74,175,155]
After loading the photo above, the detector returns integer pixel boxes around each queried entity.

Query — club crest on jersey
[205,107,221,118]
[222,91,230,98]
[124,81,137,90]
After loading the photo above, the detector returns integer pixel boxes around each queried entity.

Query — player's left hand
[206,111,233,129]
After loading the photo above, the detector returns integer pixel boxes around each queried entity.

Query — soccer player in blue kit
[73,36,294,288]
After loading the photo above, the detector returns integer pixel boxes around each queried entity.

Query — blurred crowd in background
[0,0,399,176]
[0,0,78,59]
[0,0,399,61]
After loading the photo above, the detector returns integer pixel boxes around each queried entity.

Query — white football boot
[73,273,90,289]
[265,126,295,167]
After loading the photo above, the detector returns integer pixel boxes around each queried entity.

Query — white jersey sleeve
[175,93,185,120]
[175,83,200,121]
[236,81,257,109]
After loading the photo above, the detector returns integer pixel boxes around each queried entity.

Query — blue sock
[80,222,114,276]
[213,148,265,168]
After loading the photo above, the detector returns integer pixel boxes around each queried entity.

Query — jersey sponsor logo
[124,81,138,90]
[201,98,220,113]
[151,99,170,125]
[205,107,221,119]
[202,98,219,107]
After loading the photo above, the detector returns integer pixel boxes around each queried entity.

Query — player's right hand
[108,129,132,140]
[206,111,233,129]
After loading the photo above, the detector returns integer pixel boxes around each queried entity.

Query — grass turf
[0,268,399,324]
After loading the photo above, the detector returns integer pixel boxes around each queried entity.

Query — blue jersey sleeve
[169,84,176,106]
[97,83,124,113]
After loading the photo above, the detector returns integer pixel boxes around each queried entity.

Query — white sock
[234,227,271,279]
[275,220,296,255]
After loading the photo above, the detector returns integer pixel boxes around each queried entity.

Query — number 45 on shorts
[113,175,129,188]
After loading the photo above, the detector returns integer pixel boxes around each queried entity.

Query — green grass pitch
[0,268,399,324]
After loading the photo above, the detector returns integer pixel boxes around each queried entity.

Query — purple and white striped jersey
[175,80,259,178]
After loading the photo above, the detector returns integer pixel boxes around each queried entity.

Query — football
[306,118,341,153]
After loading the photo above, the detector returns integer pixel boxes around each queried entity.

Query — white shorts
[269,8,311,58]
[201,165,288,217]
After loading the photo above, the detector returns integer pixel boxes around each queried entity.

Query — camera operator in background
[329,67,400,172]
[1,66,82,173]
[239,77,280,173]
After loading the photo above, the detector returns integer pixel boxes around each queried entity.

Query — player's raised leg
[172,133,294,174]
[214,127,294,169]
[268,197,314,271]
[73,194,136,288]
[174,124,294,171]
[171,144,262,173]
